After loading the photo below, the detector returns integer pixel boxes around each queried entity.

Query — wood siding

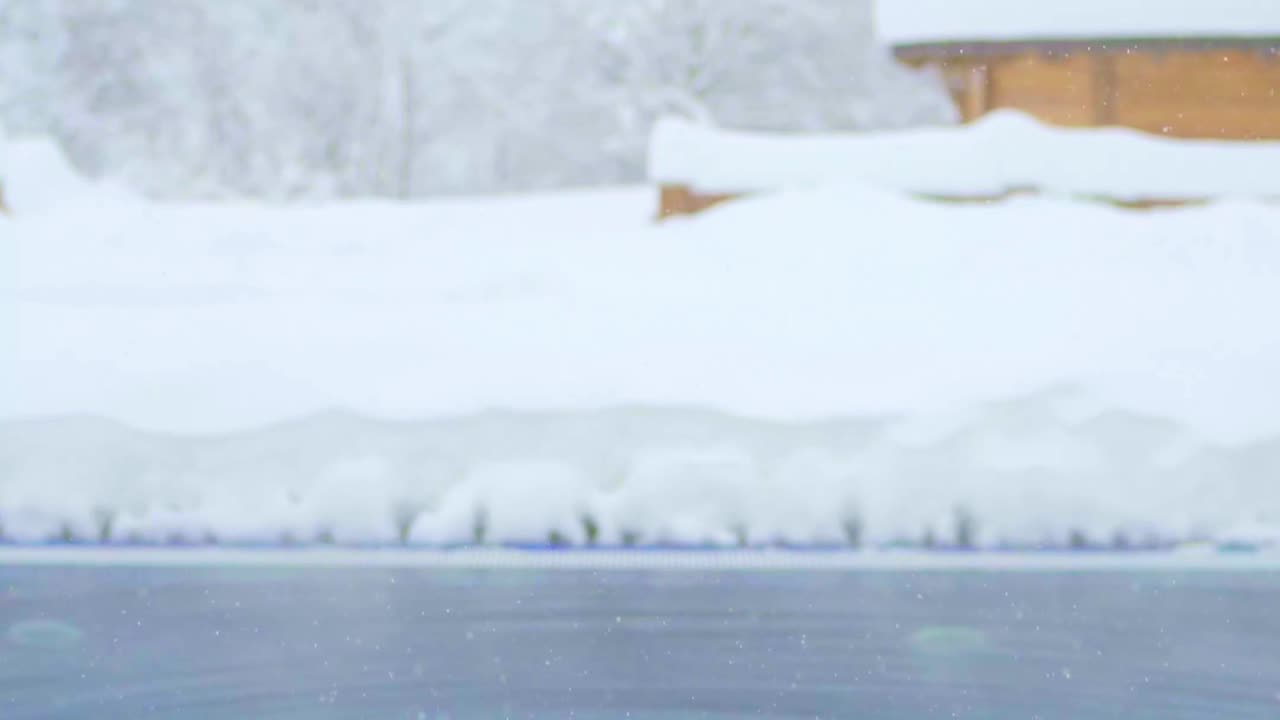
[657,185,740,220]
[1112,50,1280,138]
[658,42,1280,218]
[904,43,1280,139]
[989,53,1097,126]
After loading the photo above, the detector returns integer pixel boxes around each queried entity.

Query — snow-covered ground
[651,111,1280,201]
[3,137,1280,549]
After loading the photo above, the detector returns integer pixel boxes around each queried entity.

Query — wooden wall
[1112,50,1280,138]
[657,185,740,219]
[658,43,1280,219]
[915,44,1280,139]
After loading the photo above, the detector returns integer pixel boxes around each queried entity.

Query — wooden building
[879,0,1280,139]
[652,2,1280,218]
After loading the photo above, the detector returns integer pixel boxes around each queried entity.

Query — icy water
[1,565,1278,719]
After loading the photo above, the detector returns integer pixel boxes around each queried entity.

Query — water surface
[1,565,1277,718]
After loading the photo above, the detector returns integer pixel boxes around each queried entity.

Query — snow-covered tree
[0,0,955,199]
[572,0,854,127]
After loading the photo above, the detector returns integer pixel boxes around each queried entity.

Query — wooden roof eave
[892,36,1280,61]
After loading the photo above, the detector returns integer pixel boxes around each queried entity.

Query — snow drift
[0,130,136,216]
[3,404,1278,549]
[3,151,1280,547]
[649,111,1280,201]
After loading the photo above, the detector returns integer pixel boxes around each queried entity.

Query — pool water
[2,566,1278,718]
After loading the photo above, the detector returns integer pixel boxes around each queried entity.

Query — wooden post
[963,63,990,121]
[657,185,741,220]
[1092,52,1117,125]
[658,185,689,219]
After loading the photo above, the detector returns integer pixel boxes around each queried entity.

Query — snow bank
[876,0,1280,45]
[649,111,1280,201]
[0,132,136,216]
[3,169,1280,548]
[2,406,1278,549]
[9,184,1280,440]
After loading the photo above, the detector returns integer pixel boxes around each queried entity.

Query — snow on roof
[648,111,1280,202]
[876,0,1280,46]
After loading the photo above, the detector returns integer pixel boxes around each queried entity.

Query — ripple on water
[908,625,993,657]
[5,619,84,649]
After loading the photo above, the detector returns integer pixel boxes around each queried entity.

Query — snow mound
[1,404,1277,549]
[7,185,1280,441]
[649,111,1280,201]
[0,133,136,216]
[3,175,1280,548]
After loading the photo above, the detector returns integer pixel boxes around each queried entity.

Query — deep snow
[3,135,1280,548]
[650,111,1280,200]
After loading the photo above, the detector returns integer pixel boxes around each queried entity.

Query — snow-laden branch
[0,0,955,199]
